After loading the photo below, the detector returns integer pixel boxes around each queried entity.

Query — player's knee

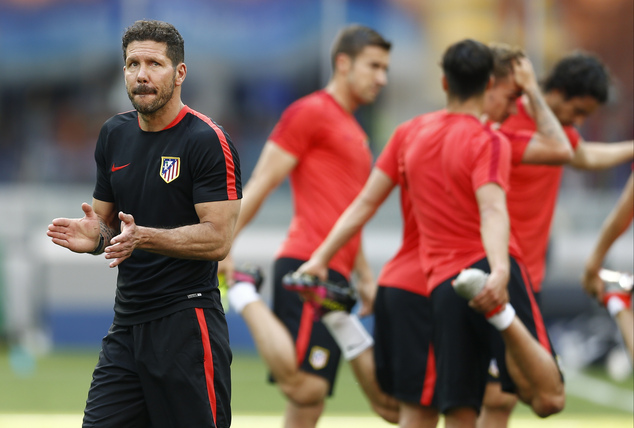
[532,391,565,418]
[370,403,399,424]
[280,378,329,407]
[483,390,518,413]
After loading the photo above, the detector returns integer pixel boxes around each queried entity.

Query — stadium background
[0,0,632,424]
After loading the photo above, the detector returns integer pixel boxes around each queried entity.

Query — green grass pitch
[0,349,632,427]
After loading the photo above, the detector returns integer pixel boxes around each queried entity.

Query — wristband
[90,234,105,255]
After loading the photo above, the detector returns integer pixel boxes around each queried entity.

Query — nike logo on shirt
[111,163,130,172]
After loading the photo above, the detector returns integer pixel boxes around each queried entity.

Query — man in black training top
[47,20,241,428]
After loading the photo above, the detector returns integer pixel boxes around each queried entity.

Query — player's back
[404,111,513,288]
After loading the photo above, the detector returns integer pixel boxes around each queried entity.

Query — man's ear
[486,75,494,90]
[175,63,187,87]
[334,53,352,75]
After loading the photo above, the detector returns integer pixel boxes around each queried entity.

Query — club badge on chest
[160,156,180,183]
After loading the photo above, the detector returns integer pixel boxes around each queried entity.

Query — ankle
[228,282,260,314]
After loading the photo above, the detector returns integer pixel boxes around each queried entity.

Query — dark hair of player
[122,20,185,67]
[489,42,525,80]
[542,52,609,103]
[330,24,392,70]
[441,39,494,101]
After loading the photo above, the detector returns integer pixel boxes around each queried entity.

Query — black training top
[93,106,242,325]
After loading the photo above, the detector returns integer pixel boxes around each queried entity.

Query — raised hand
[512,56,539,92]
[47,202,101,253]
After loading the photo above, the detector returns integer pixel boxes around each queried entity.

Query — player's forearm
[586,173,634,272]
[232,179,277,239]
[524,85,572,160]
[571,141,634,170]
[353,245,374,285]
[480,203,511,279]
[313,195,379,265]
[136,222,234,261]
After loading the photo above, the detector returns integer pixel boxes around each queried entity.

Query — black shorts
[83,307,232,428]
[272,257,349,395]
[374,286,436,407]
[431,257,559,414]
[487,275,558,393]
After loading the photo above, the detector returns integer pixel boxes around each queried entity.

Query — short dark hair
[489,42,525,80]
[331,24,391,70]
[442,39,493,101]
[542,52,609,103]
[122,20,185,67]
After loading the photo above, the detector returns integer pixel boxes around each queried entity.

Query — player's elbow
[209,242,233,261]
[554,145,575,164]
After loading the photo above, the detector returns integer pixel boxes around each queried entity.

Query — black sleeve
[92,124,115,203]
[190,124,242,204]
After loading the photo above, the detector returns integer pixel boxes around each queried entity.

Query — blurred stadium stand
[0,0,632,371]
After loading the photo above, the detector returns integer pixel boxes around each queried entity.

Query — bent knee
[279,375,330,407]
[370,403,399,424]
[533,392,565,418]
[483,392,518,412]
[482,383,518,412]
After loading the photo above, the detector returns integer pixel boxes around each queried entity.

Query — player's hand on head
[105,211,138,268]
[513,57,537,91]
[47,202,101,253]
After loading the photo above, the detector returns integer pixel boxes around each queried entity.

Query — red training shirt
[375,113,447,296]
[500,99,581,292]
[269,90,372,278]
[404,111,523,291]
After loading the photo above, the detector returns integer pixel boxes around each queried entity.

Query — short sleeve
[190,126,243,204]
[501,128,533,165]
[375,123,409,183]
[564,126,581,149]
[268,101,320,158]
[471,130,512,193]
[92,124,115,203]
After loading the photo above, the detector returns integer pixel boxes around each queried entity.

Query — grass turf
[1,348,632,422]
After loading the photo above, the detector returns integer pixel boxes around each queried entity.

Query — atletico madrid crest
[160,157,180,183]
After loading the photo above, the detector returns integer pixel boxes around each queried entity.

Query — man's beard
[127,79,175,115]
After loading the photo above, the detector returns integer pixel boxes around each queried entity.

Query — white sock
[322,311,374,360]
[228,282,260,314]
[606,296,627,318]
[487,303,516,331]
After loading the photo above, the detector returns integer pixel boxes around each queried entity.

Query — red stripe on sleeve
[195,308,218,425]
[420,343,436,406]
[517,263,551,353]
[187,107,239,200]
[295,303,315,366]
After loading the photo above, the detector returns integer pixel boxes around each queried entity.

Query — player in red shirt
[221,25,398,427]
[296,111,444,428]
[295,41,567,428]
[480,52,634,428]
[504,52,633,295]
[404,39,564,427]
